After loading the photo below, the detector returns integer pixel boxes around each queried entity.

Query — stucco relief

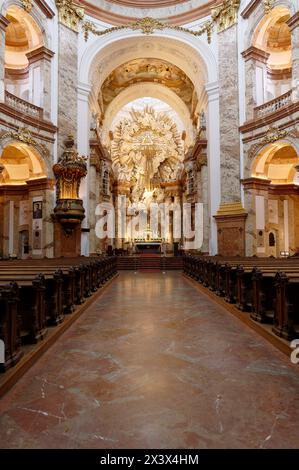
[100,58,196,113]
[111,106,184,201]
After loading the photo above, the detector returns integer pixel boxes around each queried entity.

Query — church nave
[1,272,299,449]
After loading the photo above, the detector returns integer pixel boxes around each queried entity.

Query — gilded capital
[263,0,275,15]
[56,0,84,32]
[21,0,33,13]
[211,0,240,33]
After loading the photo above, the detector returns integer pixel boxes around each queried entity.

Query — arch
[269,231,276,247]
[1,0,49,49]
[79,29,218,96]
[244,0,296,51]
[101,82,194,145]
[4,5,45,70]
[251,5,291,70]
[0,141,48,185]
[251,141,299,184]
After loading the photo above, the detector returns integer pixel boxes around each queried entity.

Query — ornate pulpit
[53,135,87,257]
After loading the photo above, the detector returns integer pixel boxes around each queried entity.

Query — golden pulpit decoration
[53,135,87,234]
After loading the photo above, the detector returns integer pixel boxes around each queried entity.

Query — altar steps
[116,256,183,271]
[139,255,161,272]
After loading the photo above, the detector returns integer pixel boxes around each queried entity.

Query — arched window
[102,169,109,195]
[4,6,44,107]
[251,6,292,104]
[269,232,276,247]
[187,169,194,194]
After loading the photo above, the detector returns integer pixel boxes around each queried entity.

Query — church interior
[0,0,299,451]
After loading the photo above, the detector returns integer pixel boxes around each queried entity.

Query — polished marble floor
[0,272,299,449]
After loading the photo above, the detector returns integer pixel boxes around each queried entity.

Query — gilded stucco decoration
[53,136,87,234]
[21,0,33,12]
[82,16,213,43]
[111,106,184,201]
[56,0,85,32]
[247,126,293,161]
[0,127,49,157]
[82,1,241,42]
[263,0,275,15]
[211,0,240,33]
[53,135,87,200]
[261,126,289,144]
[100,59,196,113]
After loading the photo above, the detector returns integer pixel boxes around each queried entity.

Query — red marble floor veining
[0,272,299,449]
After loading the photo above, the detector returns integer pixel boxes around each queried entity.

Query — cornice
[240,0,260,19]
[240,102,299,135]
[0,103,57,137]
[5,66,29,80]
[241,177,271,191]
[80,0,218,26]
[267,67,292,80]
[26,46,55,64]
[242,181,299,199]
[0,14,9,32]
[268,184,299,196]
[35,0,55,18]
[0,178,55,193]
[107,0,189,6]
[286,11,299,31]
[242,46,270,63]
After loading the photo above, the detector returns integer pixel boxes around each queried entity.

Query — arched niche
[251,142,298,184]
[101,82,194,146]
[0,141,47,185]
[4,5,44,70]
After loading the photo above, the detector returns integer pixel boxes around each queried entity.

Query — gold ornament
[21,0,33,13]
[130,17,166,35]
[53,135,87,200]
[2,127,38,146]
[111,106,184,198]
[0,127,49,157]
[261,126,289,144]
[82,16,213,43]
[56,0,84,32]
[263,0,275,15]
[211,0,240,33]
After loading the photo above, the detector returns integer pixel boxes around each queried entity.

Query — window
[103,169,109,195]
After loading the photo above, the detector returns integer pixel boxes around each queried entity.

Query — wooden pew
[273,271,299,340]
[0,274,48,343]
[183,255,299,341]
[0,282,23,372]
[0,270,63,330]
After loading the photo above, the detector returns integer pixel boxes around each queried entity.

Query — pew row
[183,255,299,341]
[0,256,117,372]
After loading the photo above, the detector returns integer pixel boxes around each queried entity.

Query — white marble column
[26,47,55,121]
[205,81,221,255]
[77,82,91,256]
[88,162,98,255]
[241,46,270,121]
[287,12,299,100]
[201,164,209,253]
[0,15,9,103]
